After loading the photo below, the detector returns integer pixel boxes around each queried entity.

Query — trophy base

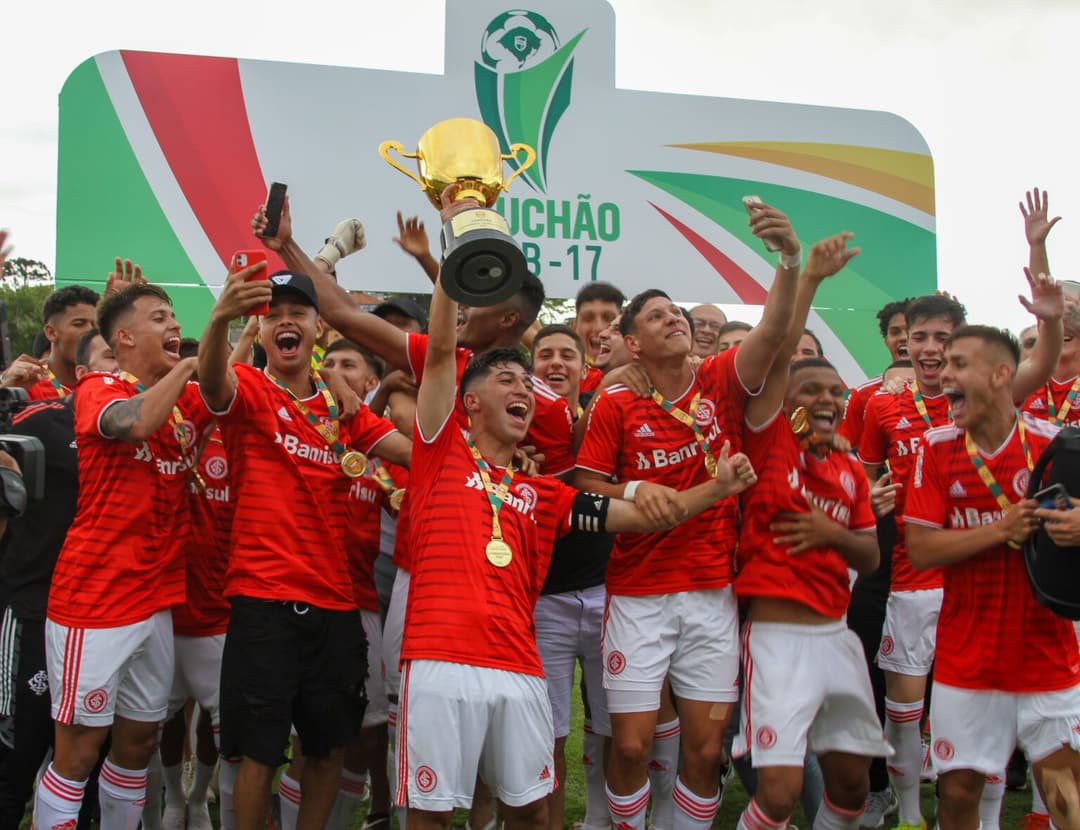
[440,209,527,307]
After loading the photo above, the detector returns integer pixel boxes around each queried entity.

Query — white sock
[607,779,650,830]
[217,758,240,830]
[332,769,369,829]
[647,719,680,830]
[737,798,789,830]
[98,759,148,830]
[671,777,719,830]
[34,764,87,830]
[977,772,1004,830]
[813,796,865,830]
[162,761,185,807]
[583,721,610,828]
[142,754,164,830]
[278,772,302,830]
[885,697,924,825]
[189,759,216,805]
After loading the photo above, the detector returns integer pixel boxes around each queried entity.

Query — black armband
[571,492,611,534]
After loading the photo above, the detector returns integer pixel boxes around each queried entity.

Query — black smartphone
[262,182,288,238]
[1034,482,1073,511]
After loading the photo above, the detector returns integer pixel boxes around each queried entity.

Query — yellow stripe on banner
[670,142,935,215]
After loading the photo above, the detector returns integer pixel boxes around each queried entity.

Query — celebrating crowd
[0,186,1079,830]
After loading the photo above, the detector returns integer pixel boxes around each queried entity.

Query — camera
[0,387,45,510]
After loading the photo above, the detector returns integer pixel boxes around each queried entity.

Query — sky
[3,0,1079,336]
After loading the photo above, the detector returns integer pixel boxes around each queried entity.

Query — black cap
[269,270,319,312]
[373,297,427,330]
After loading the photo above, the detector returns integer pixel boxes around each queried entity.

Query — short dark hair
[97,284,173,347]
[905,295,966,329]
[876,299,913,339]
[508,272,546,330]
[947,324,1020,368]
[323,338,386,380]
[178,337,200,359]
[74,327,103,368]
[789,357,837,376]
[43,285,99,325]
[802,328,824,357]
[532,324,585,360]
[619,289,670,336]
[31,329,50,359]
[575,282,625,312]
[717,320,753,338]
[460,348,532,400]
[887,358,914,371]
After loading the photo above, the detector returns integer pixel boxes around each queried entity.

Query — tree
[0,284,53,361]
[2,257,53,287]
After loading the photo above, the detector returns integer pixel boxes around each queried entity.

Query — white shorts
[877,588,942,675]
[602,587,739,712]
[930,681,1080,774]
[361,610,389,729]
[383,569,410,700]
[733,621,892,766]
[397,659,554,811]
[535,585,610,738]
[168,633,224,723]
[46,610,174,726]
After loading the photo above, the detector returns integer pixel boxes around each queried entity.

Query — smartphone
[1034,482,1073,512]
[230,250,270,316]
[742,194,783,253]
[262,182,288,238]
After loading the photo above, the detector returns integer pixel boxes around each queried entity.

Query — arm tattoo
[100,397,145,439]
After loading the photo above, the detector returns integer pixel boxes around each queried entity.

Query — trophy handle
[379,141,425,189]
[501,143,537,191]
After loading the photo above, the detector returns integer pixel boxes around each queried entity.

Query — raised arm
[393,212,439,284]
[1021,187,1059,280]
[1014,268,1064,402]
[101,356,200,442]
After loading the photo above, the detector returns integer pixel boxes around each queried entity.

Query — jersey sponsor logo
[1029,398,1045,410]
[204,485,230,503]
[631,418,724,472]
[134,442,153,463]
[27,669,48,696]
[415,765,438,793]
[204,455,228,480]
[349,480,379,504]
[102,377,115,385]
[948,480,967,498]
[949,506,1004,529]
[839,471,856,501]
[274,432,338,466]
[933,738,955,762]
[755,725,777,750]
[787,468,852,525]
[896,416,911,429]
[463,474,539,517]
[1013,468,1030,498]
[634,422,655,439]
[879,635,895,657]
[606,650,626,675]
[84,687,109,714]
[277,406,293,421]
[893,435,920,457]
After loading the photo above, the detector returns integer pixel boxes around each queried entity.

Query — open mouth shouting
[506,399,530,428]
[943,386,965,418]
[164,336,181,359]
[275,330,302,359]
[809,408,838,433]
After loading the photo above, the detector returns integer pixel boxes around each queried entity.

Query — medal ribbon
[965,414,1034,549]
[368,457,397,494]
[266,370,349,461]
[649,387,715,475]
[46,368,69,397]
[1046,377,1080,425]
[464,430,515,542]
[118,370,203,490]
[911,382,951,428]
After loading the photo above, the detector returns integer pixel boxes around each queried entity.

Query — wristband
[623,480,643,501]
[779,248,802,270]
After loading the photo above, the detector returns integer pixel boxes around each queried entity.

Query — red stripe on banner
[649,202,768,305]
[120,51,284,271]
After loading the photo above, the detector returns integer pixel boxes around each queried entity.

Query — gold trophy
[380,118,536,306]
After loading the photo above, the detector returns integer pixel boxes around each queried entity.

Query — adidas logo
[538,765,551,781]
[949,480,967,498]
[634,423,655,438]
[896,417,911,429]
[277,406,293,421]
[1030,398,1045,410]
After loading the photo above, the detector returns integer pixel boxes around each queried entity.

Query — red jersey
[345,460,405,612]
[1022,376,1080,429]
[173,431,232,637]
[401,416,577,675]
[576,350,749,596]
[580,365,604,394]
[213,363,398,611]
[48,373,211,628]
[406,332,575,476]
[838,375,882,446]
[858,387,950,591]
[737,412,875,619]
[904,414,1080,692]
[28,375,70,400]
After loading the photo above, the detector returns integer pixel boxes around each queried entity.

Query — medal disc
[704,455,718,478]
[389,488,405,511]
[340,450,368,478]
[485,538,513,567]
[790,406,810,436]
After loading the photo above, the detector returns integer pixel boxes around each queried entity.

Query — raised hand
[870,470,901,517]
[251,195,293,252]
[0,354,48,388]
[210,262,270,324]
[393,212,432,260]
[1019,267,1064,322]
[747,202,800,256]
[713,440,757,497]
[1020,187,1061,247]
[105,257,147,296]
[802,232,860,282]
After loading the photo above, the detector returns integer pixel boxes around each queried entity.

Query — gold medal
[704,455,718,478]
[790,406,810,437]
[340,450,368,478]
[485,538,513,567]
[389,488,405,511]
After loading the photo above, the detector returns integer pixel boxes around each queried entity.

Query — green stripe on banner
[629,170,937,375]
[56,57,216,334]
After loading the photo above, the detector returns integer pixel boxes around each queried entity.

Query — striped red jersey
[173,430,231,637]
[580,365,604,394]
[401,415,577,676]
[838,375,882,446]
[904,414,1080,692]
[858,387,951,591]
[575,350,749,596]
[737,412,875,619]
[345,460,405,612]
[213,363,398,611]
[28,376,69,400]
[48,373,211,628]
[1022,376,1080,429]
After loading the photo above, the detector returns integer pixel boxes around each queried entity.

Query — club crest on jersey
[756,725,777,750]
[1013,468,1030,498]
[204,455,228,480]
[694,398,716,427]
[27,669,48,696]
[607,650,626,675]
[879,635,895,657]
[174,419,196,447]
[415,765,437,793]
[463,474,538,517]
[933,739,955,762]
[84,688,109,714]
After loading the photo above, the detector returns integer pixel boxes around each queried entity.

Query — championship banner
[55,0,935,382]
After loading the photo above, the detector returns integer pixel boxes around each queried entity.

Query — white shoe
[186,802,213,830]
[860,788,898,828]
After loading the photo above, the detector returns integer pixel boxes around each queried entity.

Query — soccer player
[33,284,212,830]
[198,265,411,830]
[575,201,803,830]
[905,325,1080,830]
[717,320,752,353]
[397,199,756,830]
[0,328,115,828]
[733,231,891,830]
[571,282,626,393]
[688,304,728,359]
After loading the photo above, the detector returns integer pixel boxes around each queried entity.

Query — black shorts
[219,597,368,766]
